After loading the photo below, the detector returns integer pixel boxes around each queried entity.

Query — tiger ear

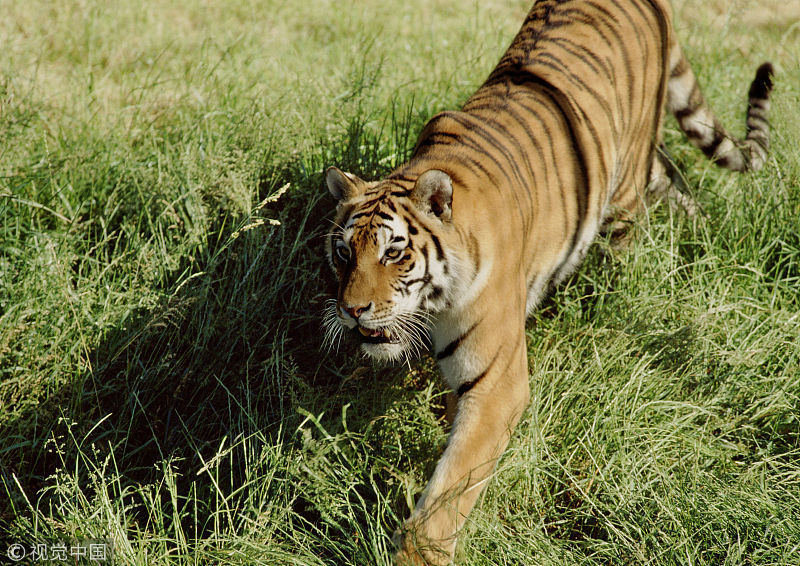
[412,169,453,222]
[326,167,365,202]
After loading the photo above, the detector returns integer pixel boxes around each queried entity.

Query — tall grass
[2,0,799,564]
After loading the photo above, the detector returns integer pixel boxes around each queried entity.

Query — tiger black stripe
[442,112,526,190]
[416,132,461,150]
[437,111,520,180]
[525,75,591,250]
[403,243,432,289]
[440,111,531,230]
[548,36,613,82]
[641,0,671,168]
[459,104,543,211]
[489,98,549,209]
[670,54,689,77]
[532,54,616,123]
[467,110,539,215]
[436,320,480,360]
[509,93,572,220]
[430,233,445,262]
[414,136,497,183]
[456,351,500,397]
[606,6,641,104]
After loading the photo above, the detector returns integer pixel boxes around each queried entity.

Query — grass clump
[2,0,799,564]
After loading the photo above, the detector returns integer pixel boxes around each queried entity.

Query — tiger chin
[322,0,773,564]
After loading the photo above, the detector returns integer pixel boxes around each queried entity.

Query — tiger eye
[335,242,350,262]
[384,248,402,261]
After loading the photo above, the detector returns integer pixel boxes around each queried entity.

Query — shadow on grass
[0,139,440,558]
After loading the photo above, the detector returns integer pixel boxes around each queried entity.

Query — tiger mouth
[355,325,398,344]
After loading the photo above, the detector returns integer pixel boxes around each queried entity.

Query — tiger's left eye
[384,247,402,262]
[335,241,351,262]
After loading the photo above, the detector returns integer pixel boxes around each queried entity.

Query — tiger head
[323,166,459,361]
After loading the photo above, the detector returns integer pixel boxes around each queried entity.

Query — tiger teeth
[357,326,392,339]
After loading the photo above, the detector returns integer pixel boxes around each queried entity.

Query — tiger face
[323,167,458,362]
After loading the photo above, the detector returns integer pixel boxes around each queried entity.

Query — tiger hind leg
[601,144,696,252]
[646,143,701,217]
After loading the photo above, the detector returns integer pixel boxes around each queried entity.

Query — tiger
[322,0,773,563]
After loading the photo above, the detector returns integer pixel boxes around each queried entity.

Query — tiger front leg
[394,329,530,565]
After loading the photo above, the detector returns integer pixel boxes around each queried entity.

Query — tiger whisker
[320,219,347,242]
[322,299,346,353]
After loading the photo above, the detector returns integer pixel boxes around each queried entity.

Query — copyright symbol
[7,543,26,561]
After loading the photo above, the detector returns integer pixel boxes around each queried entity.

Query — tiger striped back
[323,1,773,563]
[399,0,673,306]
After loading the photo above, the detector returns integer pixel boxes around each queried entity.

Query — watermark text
[6,539,112,563]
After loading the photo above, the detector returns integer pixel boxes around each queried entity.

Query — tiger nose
[342,302,372,320]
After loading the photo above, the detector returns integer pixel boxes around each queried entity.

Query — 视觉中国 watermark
[6,538,113,563]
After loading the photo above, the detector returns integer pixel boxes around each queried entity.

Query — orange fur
[323,1,772,563]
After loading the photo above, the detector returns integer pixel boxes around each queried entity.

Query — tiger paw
[393,526,453,566]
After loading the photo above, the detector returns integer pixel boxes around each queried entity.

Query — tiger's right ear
[326,167,365,202]
[411,169,453,222]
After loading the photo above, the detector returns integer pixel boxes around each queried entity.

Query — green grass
[1,0,799,564]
